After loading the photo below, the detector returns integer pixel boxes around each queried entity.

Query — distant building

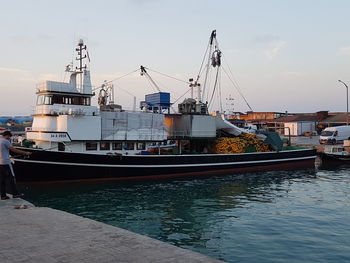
[229,111,350,136]
[317,113,350,132]
[228,111,285,129]
[0,116,33,134]
[229,111,284,121]
[270,112,328,136]
[320,113,349,126]
[268,111,350,136]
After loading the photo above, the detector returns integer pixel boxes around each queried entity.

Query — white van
[319,126,350,144]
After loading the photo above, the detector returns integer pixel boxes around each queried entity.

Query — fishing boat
[13,32,316,182]
[318,143,350,166]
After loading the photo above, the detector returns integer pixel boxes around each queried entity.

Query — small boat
[12,32,316,182]
[318,145,350,164]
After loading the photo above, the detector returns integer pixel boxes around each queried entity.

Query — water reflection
[20,168,350,263]
[21,170,317,242]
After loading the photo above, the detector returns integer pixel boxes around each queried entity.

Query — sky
[1,0,350,115]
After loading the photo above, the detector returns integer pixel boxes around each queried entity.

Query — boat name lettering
[50,134,67,138]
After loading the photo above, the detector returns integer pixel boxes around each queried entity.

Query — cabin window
[124,142,134,150]
[137,142,146,150]
[64,97,72,104]
[72,97,80,105]
[36,94,92,106]
[100,142,110,150]
[37,95,44,105]
[83,97,91,106]
[44,96,52,105]
[58,142,65,151]
[112,142,122,150]
[86,142,98,151]
[52,95,63,104]
[37,95,53,105]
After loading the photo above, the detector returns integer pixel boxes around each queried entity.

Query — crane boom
[140,65,161,92]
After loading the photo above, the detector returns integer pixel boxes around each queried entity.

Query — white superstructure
[26,39,246,156]
[27,40,168,155]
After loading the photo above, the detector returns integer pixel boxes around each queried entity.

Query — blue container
[145,92,170,106]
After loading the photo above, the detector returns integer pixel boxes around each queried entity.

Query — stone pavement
[0,198,223,263]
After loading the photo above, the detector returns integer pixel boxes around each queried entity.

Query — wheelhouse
[36,92,92,106]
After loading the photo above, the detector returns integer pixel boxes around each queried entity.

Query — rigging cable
[202,44,214,101]
[141,66,193,111]
[195,41,210,82]
[222,66,253,111]
[113,83,139,112]
[218,68,223,113]
[93,68,140,91]
[203,31,219,102]
[145,75,158,93]
[222,54,245,95]
[114,83,137,98]
[142,68,181,97]
[208,67,220,107]
[222,53,253,111]
[172,87,193,104]
[144,67,191,84]
[205,64,213,103]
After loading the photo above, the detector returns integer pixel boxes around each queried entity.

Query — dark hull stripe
[13,155,315,168]
[13,148,317,182]
[14,148,317,165]
[17,159,315,184]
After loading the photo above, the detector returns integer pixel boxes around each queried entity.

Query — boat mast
[75,39,87,92]
[202,30,216,102]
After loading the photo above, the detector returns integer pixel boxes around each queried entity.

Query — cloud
[264,41,287,59]
[253,34,279,44]
[338,46,350,56]
[0,67,27,73]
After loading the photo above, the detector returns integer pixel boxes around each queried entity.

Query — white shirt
[0,137,11,165]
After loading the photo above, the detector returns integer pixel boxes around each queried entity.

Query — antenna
[73,39,89,92]
[75,39,87,72]
[225,95,234,114]
[189,78,201,102]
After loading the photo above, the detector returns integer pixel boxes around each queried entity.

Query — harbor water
[21,167,350,263]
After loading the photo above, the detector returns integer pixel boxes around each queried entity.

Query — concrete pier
[0,198,222,263]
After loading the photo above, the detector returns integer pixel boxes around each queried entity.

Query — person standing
[0,131,31,200]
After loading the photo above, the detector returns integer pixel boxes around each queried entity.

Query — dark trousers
[0,164,19,197]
